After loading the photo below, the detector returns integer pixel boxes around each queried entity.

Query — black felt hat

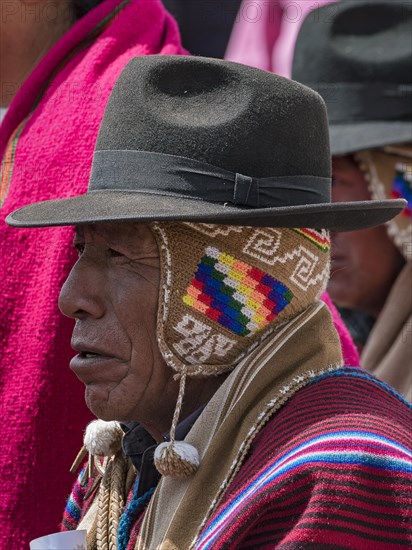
[7,55,405,231]
[292,0,412,156]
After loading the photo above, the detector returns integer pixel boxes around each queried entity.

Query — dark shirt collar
[121,405,206,497]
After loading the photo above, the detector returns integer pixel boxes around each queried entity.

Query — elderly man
[292,0,412,400]
[8,56,412,549]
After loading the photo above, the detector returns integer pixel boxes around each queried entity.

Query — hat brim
[5,191,406,232]
[330,121,412,156]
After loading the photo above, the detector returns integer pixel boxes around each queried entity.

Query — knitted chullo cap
[355,144,412,261]
[152,221,330,477]
[152,222,330,376]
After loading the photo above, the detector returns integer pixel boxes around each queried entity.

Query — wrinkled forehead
[74,222,159,252]
[74,221,140,238]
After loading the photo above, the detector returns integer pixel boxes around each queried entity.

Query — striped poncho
[63,367,412,548]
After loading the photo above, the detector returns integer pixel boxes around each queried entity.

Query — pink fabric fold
[225,0,335,77]
[321,291,359,367]
[0,1,184,546]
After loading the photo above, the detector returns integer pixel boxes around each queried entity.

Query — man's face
[58,222,176,430]
[328,156,404,318]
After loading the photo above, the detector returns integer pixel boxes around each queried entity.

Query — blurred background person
[225,0,335,77]
[292,0,412,400]
[0,0,184,546]
[224,0,360,367]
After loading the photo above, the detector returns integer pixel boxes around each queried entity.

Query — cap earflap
[150,222,331,477]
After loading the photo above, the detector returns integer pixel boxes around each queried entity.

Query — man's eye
[108,248,124,258]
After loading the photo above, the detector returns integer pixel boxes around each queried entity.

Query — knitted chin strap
[154,366,201,477]
[150,222,331,478]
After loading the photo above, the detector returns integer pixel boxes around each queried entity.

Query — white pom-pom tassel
[154,367,201,477]
[154,441,200,478]
[84,420,123,457]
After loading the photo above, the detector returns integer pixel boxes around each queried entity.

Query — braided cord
[96,458,112,549]
[108,453,128,549]
[95,453,128,550]
[170,367,188,446]
[117,478,155,550]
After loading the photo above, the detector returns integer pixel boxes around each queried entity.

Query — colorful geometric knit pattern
[292,228,331,252]
[391,163,412,217]
[195,368,412,549]
[61,468,88,531]
[183,246,293,336]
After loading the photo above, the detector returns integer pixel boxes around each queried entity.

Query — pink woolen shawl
[225,0,335,77]
[0,1,184,546]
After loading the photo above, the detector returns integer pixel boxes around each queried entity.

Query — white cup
[29,530,87,549]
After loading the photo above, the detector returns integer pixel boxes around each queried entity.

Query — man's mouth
[73,350,116,363]
[80,351,102,359]
[72,340,116,359]
[70,350,124,384]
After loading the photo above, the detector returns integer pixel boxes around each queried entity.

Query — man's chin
[85,388,125,422]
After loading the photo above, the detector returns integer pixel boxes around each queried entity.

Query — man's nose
[58,259,105,320]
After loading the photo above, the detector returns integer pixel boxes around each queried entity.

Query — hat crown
[293,0,412,85]
[97,55,330,180]
[292,0,412,155]
[6,54,406,232]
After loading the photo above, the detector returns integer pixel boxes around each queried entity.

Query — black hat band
[309,83,412,123]
[89,151,331,208]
